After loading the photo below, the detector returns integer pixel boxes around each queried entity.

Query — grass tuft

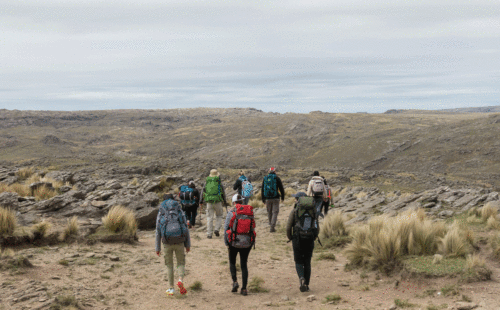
[102,205,137,236]
[432,254,443,265]
[60,216,79,241]
[316,252,336,261]
[248,276,269,293]
[480,203,497,222]
[189,281,203,291]
[33,185,58,201]
[394,298,416,308]
[0,207,17,235]
[462,254,492,282]
[486,216,500,230]
[324,293,341,304]
[32,220,52,238]
[439,222,470,258]
[16,167,34,180]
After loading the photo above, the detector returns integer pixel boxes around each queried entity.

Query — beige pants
[266,198,280,229]
[206,201,224,236]
[164,243,185,288]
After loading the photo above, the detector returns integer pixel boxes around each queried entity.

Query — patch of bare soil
[2,203,500,310]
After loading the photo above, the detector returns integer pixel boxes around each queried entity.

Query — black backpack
[293,197,318,240]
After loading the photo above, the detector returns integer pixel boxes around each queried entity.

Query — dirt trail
[2,203,500,310]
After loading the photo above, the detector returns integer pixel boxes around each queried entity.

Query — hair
[239,170,245,176]
[188,181,195,189]
[313,171,320,176]
[163,193,174,200]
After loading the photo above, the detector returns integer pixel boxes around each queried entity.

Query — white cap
[232,194,243,203]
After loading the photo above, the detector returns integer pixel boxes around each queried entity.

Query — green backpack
[204,176,223,203]
[294,197,318,240]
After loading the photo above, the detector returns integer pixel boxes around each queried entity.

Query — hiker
[178,181,200,228]
[233,170,253,205]
[155,194,191,296]
[200,169,228,239]
[320,177,331,216]
[224,194,256,296]
[261,167,285,232]
[286,191,319,292]
[306,171,327,217]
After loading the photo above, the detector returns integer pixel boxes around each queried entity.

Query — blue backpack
[158,200,188,245]
[179,185,196,208]
[263,173,278,198]
[239,176,253,199]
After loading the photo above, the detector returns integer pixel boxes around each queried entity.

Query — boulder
[135,206,158,229]
[0,192,21,208]
[438,210,454,218]
[105,180,122,190]
[44,171,74,183]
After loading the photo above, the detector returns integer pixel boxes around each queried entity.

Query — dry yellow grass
[102,206,137,236]
[0,207,17,235]
[439,222,470,258]
[25,173,42,185]
[481,203,498,222]
[319,211,348,240]
[130,177,139,186]
[32,220,52,238]
[60,216,79,240]
[284,187,296,197]
[489,234,500,260]
[345,209,450,271]
[465,254,485,271]
[1,248,15,258]
[249,199,265,209]
[0,183,31,197]
[486,216,500,230]
[33,185,58,201]
[432,254,443,265]
[15,167,34,180]
[355,192,368,200]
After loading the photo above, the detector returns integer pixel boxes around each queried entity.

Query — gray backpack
[158,200,188,245]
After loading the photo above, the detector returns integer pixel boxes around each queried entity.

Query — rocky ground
[3,200,500,310]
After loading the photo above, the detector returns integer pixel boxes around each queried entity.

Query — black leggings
[184,206,198,226]
[292,237,315,285]
[228,246,251,289]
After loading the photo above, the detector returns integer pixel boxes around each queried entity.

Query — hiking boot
[299,278,307,292]
[207,235,212,239]
[231,281,239,293]
[305,285,310,292]
[214,230,220,237]
[187,220,192,229]
[270,227,276,233]
[166,288,175,296]
[177,281,187,295]
[240,288,248,296]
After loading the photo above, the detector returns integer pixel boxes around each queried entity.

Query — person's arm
[233,179,241,191]
[277,177,285,201]
[286,209,295,241]
[219,178,228,206]
[323,180,328,198]
[199,184,205,204]
[179,206,191,250]
[261,178,265,203]
[306,180,313,196]
[223,210,234,247]
[155,210,162,255]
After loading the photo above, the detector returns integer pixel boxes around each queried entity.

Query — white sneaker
[166,288,175,296]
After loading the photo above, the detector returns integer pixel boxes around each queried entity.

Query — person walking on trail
[306,171,327,218]
[286,191,319,292]
[320,177,331,216]
[233,170,253,205]
[178,181,200,228]
[261,167,285,233]
[224,194,256,296]
[200,169,228,239]
[155,194,191,296]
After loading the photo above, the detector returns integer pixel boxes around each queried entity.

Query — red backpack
[226,205,256,248]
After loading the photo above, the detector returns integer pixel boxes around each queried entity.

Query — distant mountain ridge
[385,105,500,114]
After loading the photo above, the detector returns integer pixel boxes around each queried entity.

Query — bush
[33,185,58,201]
[0,207,17,235]
[32,220,52,238]
[486,216,500,230]
[102,206,137,236]
[345,209,449,272]
[462,254,492,282]
[439,222,470,258]
[481,203,498,222]
[319,211,348,240]
[15,167,34,180]
[60,216,79,240]
[248,276,268,293]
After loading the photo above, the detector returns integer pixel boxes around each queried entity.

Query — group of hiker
[155,168,332,296]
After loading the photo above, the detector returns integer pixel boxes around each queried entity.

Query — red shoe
[177,281,187,295]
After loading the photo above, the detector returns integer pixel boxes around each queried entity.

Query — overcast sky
[1,0,499,113]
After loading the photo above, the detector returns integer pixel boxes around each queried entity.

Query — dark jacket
[200,176,227,205]
[286,202,320,241]
[233,176,250,196]
[261,172,285,201]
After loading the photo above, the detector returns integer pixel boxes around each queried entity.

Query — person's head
[313,171,320,176]
[269,167,276,174]
[210,169,220,177]
[232,193,244,205]
[163,193,174,201]
[291,191,307,201]
[239,170,245,176]
[188,180,195,189]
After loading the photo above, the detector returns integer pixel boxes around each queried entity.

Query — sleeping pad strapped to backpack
[294,197,318,240]
[158,200,188,244]
[179,185,196,208]
[204,176,222,203]
[226,204,256,248]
